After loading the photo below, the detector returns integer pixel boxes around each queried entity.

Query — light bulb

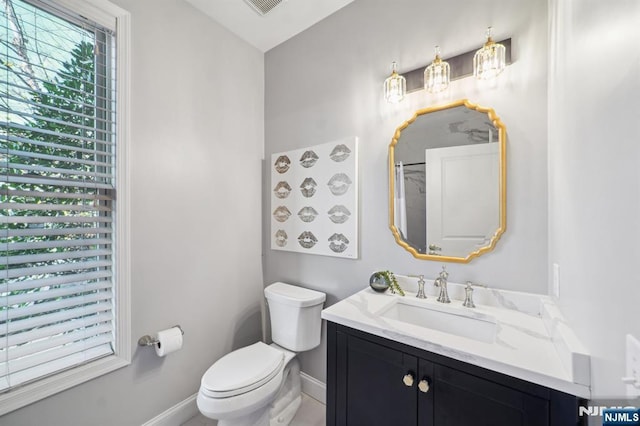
[424,46,450,93]
[384,61,406,103]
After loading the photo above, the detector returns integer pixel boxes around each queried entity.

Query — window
[1,0,129,413]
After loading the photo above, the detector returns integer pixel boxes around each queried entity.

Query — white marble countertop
[321,283,591,399]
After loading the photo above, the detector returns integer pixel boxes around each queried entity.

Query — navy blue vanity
[322,286,591,426]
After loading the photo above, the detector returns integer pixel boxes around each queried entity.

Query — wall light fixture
[383,61,406,103]
[473,27,506,80]
[424,46,450,93]
[383,31,511,102]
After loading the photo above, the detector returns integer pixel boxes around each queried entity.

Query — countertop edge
[322,311,591,400]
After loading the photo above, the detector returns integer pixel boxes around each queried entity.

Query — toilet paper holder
[138,325,184,347]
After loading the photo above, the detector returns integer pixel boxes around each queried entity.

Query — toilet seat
[200,342,284,398]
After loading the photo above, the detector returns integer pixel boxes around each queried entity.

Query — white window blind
[1,0,117,392]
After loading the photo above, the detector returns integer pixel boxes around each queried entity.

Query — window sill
[0,355,130,416]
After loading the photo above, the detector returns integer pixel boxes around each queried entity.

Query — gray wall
[264,0,548,382]
[0,0,264,424]
[548,0,640,398]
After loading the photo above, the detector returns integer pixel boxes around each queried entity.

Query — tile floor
[182,393,325,426]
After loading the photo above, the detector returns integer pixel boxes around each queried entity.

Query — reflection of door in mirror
[425,143,499,258]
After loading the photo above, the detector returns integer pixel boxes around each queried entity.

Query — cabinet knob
[402,373,415,387]
[418,379,430,393]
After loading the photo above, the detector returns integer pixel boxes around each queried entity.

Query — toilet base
[269,359,301,425]
[270,395,301,426]
[205,356,303,426]
[217,407,270,426]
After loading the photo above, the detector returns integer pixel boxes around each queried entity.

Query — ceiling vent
[243,0,284,16]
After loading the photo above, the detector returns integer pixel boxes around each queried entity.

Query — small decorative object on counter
[369,270,404,296]
[369,272,389,292]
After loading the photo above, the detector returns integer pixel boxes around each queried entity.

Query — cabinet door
[432,364,549,426]
[337,333,419,426]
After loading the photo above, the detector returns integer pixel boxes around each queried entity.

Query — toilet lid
[201,342,284,398]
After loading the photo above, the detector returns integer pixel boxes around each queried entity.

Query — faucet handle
[408,275,426,299]
[408,274,425,284]
[465,281,487,289]
[463,281,487,308]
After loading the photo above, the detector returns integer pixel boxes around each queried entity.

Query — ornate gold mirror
[388,99,506,262]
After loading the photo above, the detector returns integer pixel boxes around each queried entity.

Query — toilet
[197,282,326,426]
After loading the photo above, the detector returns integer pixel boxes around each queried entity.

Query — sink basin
[379,299,497,343]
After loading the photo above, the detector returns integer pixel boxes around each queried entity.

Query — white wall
[548,0,640,398]
[264,0,548,382]
[0,0,264,424]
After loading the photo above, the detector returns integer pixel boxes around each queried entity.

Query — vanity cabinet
[326,322,585,426]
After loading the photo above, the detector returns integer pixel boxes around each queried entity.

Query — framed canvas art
[270,137,358,259]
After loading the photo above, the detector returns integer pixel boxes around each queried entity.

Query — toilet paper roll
[154,326,183,357]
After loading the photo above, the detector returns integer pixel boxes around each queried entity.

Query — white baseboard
[142,393,199,426]
[141,375,323,426]
[300,372,326,405]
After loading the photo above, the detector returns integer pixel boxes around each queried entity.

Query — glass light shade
[384,61,406,103]
[424,46,450,93]
[473,27,506,80]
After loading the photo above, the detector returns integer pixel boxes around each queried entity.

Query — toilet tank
[264,282,326,352]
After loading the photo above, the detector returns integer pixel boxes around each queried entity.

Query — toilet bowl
[197,342,299,426]
[197,282,326,426]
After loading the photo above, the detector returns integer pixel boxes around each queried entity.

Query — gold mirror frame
[388,99,507,263]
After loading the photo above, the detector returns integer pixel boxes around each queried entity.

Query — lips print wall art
[270,137,358,258]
